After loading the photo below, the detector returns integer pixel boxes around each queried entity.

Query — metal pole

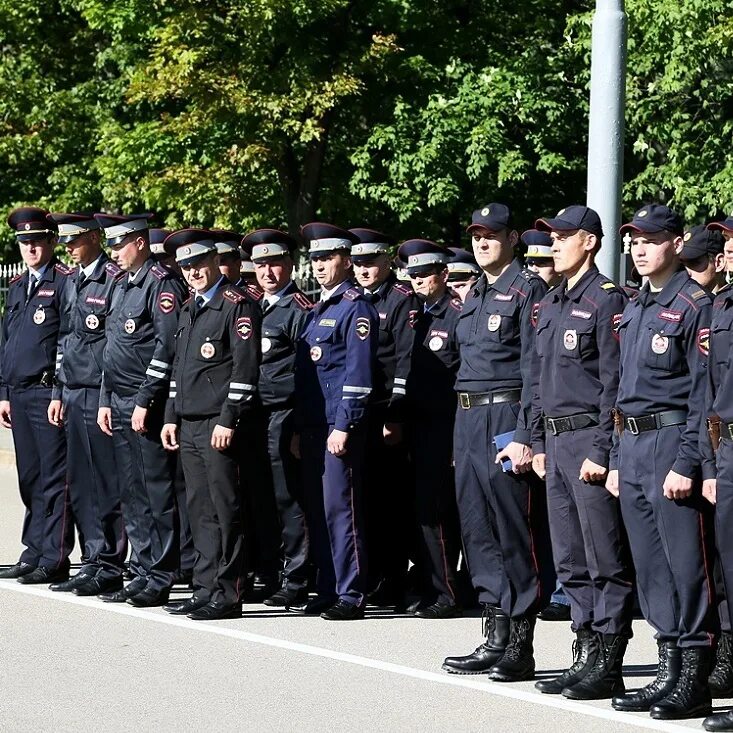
[586,0,627,283]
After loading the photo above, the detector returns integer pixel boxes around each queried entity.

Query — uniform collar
[638,268,688,307]
[320,279,352,303]
[476,259,521,296]
[264,280,296,307]
[424,291,451,316]
[127,256,155,287]
[560,266,600,303]
[82,254,109,283]
[28,262,50,283]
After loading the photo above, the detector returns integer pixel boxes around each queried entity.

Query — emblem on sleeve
[651,333,669,354]
[158,291,175,314]
[487,314,502,332]
[85,314,100,330]
[235,316,253,340]
[563,329,578,350]
[310,345,323,362]
[531,303,540,328]
[612,313,622,341]
[408,309,418,329]
[355,316,371,340]
[698,327,710,357]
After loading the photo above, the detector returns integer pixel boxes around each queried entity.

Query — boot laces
[503,620,528,662]
[711,634,733,686]
[663,653,699,706]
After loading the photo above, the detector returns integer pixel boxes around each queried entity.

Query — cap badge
[638,209,648,218]
[563,329,578,351]
[24,223,30,231]
[557,208,566,216]
[487,313,502,332]
[85,314,100,330]
[651,333,669,355]
[481,207,490,216]
[33,306,45,325]
[181,246,191,255]
[124,318,136,334]
[409,256,418,265]
[528,246,538,256]
[684,231,692,242]
[262,246,269,254]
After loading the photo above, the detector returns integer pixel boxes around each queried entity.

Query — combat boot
[710,632,733,697]
[703,709,733,731]
[649,647,713,720]
[535,629,599,694]
[488,615,536,682]
[442,604,509,675]
[612,640,680,712]
[562,633,627,699]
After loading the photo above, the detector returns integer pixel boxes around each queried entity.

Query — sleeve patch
[531,302,540,328]
[408,309,418,328]
[355,316,371,340]
[235,316,253,340]
[222,288,245,304]
[612,313,623,341]
[698,327,710,357]
[158,291,175,314]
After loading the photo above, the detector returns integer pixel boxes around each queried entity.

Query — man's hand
[211,424,234,451]
[131,405,148,434]
[327,428,349,457]
[161,423,179,451]
[0,400,11,429]
[290,433,301,459]
[383,422,403,446]
[48,399,64,428]
[532,453,546,480]
[663,470,693,501]
[702,478,717,505]
[495,442,533,474]
[579,458,608,483]
[97,407,112,436]
[605,469,619,498]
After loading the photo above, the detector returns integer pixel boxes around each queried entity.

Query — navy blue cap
[9,206,56,241]
[536,205,604,239]
[447,247,480,280]
[94,213,154,246]
[466,203,512,233]
[164,228,217,267]
[149,228,173,257]
[209,229,243,258]
[680,225,724,260]
[619,204,683,237]
[301,222,358,258]
[707,216,733,234]
[397,239,453,275]
[48,212,100,244]
[520,229,553,259]
[348,228,395,260]
[241,228,297,262]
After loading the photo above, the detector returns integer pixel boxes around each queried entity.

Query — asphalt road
[0,462,727,733]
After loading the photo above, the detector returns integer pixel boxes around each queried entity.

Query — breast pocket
[643,322,685,372]
[120,303,148,338]
[308,326,336,366]
[81,306,106,336]
[261,325,287,356]
[485,302,519,343]
[559,320,596,360]
[712,310,733,366]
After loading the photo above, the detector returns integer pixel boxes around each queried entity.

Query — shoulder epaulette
[343,287,361,301]
[54,263,74,276]
[223,288,245,304]
[520,268,540,283]
[600,281,620,292]
[150,264,170,280]
[10,273,22,285]
[292,292,314,310]
[105,261,125,280]
[691,287,709,301]
[245,284,263,302]
[449,297,463,311]
[392,282,413,297]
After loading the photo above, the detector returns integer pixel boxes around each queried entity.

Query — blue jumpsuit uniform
[453,259,548,617]
[0,259,75,571]
[614,270,715,647]
[531,266,633,636]
[295,281,378,607]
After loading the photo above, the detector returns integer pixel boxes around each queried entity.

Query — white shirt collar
[320,280,348,302]
[196,276,225,304]
[264,282,292,306]
[80,255,102,280]
[28,263,49,281]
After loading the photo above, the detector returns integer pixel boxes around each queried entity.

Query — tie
[77,271,86,291]
[192,295,205,319]
[27,274,37,300]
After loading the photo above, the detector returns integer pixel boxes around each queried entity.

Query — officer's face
[19,235,55,269]
[218,253,241,283]
[311,252,351,289]
[630,231,682,278]
[471,228,516,271]
[550,229,595,277]
[525,259,558,285]
[182,253,220,292]
[65,230,101,267]
[410,267,449,302]
[110,234,147,272]
[723,233,733,272]
[353,254,391,290]
[682,253,723,291]
[255,256,293,294]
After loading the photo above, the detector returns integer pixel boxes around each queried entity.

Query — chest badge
[651,333,669,354]
[487,314,502,332]
[310,345,323,362]
[85,314,100,330]
[261,337,272,354]
[32,307,45,325]
[428,336,444,351]
[563,329,578,350]
[200,341,216,359]
[124,318,136,334]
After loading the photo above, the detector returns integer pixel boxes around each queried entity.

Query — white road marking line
[0,581,696,732]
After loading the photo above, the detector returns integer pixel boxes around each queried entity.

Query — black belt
[458,389,521,410]
[544,413,599,436]
[623,410,687,435]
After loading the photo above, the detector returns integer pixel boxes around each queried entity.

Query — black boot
[562,633,627,699]
[703,710,733,732]
[442,604,509,675]
[612,640,680,712]
[535,629,599,695]
[488,615,536,682]
[649,647,713,720]
[710,632,733,697]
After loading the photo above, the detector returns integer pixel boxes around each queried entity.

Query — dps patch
[355,316,371,341]
[158,291,175,314]
[236,316,253,340]
[698,327,710,357]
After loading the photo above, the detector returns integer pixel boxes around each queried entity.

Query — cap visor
[466,221,506,233]
[16,233,52,242]
[707,222,733,233]
[619,222,664,235]
[535,218,578,232]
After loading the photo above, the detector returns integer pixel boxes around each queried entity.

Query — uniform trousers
[301,424,367,606]
[64,385,126,579]
[110,392,177,592]
[172,453,196,576]
[179,417,245,605]
[618,426,715,647]
[712,440,733,636]
[545,428,633,635]
[9,385,73,570]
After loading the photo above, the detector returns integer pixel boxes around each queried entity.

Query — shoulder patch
[245,284,263,302]
[292,292,314,310]
[105,261,124,280]
[343,287,361,301]
[54,263,74,276]
[392,282,413,297]
[449,297,462,312]
[222,288,245,304]
[150,264,170,280]
[158,291,176,314]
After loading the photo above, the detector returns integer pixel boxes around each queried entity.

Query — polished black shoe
[99,577,147,603]
[264,586,308,608]
[415,601,461,619]
[704,710,733,731]
[73,575,123,596]
[612,640,680,712]
[650,647,713,720]
[0,562,35,579]
[288,595,336,615]
[536,629,599,694]
[562,634,627,700]
[188,601,242,620]
[50,571,95,592]
[126,587,171,608]
[321,600,365,621]
[17,566,69,585]
[710,632,733,697]
[538,601,572,622]
[165,597,210,615]
[489,615,536,682]
[443,604,510,675]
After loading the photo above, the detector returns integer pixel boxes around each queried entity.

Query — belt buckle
[459,393,470,410]
[546,417,558,436]
[626,417,639,435]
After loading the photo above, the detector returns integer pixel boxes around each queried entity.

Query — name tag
[571,309,592,320]
[658,310,682,323]
[318,318,336,327]
[37,289,54,298]
[494,294,513,302]
[86,296,106,306]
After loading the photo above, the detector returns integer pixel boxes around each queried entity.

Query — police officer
[529,206,633,699]
[149,228,178,272]
[680,225,727,295]
[608,204,715,720]
[292,222,378,620]
[241,228,312,607]
[0,207,75,583]
[95,213,188,607]
[399,239,463,619]
[45,212,128,596]
[446,247,481,303]
[350,227,418,609]
[161,229,260,620]
[521,229,562,288]
[442,203,548,679]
